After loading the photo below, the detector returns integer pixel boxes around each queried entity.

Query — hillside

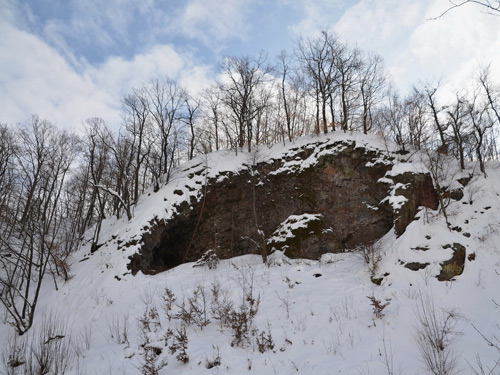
[1,132,500,375]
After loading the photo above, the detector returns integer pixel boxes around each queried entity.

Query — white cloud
[399,1,500,91]
[172,0,252,50]
[333,0,429,51]
[293,0,500,94]
[287,0,348,37]
[0,6,213,131]
[0,20,115,130]
[53,0,151,48]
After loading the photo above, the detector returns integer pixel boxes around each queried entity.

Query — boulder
[437,243,466,281]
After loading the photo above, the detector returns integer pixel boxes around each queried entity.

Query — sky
[1,0,500,131]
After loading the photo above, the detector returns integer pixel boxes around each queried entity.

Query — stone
[437,243,466,281]
[127,140,438,275]
[404,262,430,271]
[382,172,439,236]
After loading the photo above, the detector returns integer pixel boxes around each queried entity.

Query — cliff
[124,135,438,274]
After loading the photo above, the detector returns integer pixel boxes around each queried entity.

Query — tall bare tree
[423,82,449,149]
[446,93,469,170]
[145,77,187,185]
[0,116,79,334]
[296,30,339,134]
[359,53,387,134]
[219,53,271,152]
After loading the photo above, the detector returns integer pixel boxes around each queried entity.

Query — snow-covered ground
[2,133,500,375]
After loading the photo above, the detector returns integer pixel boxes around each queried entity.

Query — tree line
[1,29,500,334]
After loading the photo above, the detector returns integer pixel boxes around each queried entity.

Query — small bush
[367,295,390,320]
[174,284,210,329]
[140,346,167,375]
[168,325,189,364]
[205,346,221,369]
[356,243,382,279]
[227,293,260,347]
[162,287,177,321]
[139,306,161,335]
[1,333,26,374]
[414,293,461,375]
[256,325,275,353]
[210,281,233,331]
[25,314,75,375]
[193,249,219,269]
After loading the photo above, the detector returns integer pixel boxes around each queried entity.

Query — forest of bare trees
[1,29,500,334]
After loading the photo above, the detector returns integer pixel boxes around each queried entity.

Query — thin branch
[430,0,500,19]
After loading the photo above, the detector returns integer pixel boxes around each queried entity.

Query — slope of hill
[1,132,500,375]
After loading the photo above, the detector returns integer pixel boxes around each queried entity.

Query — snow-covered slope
[2,133,500,375]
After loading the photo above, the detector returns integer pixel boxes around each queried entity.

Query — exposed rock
[267,214,323,258]
[380,172,439,236]
[404,262,430,271]
[128,140,438,275]
[411,245,430,251]
[437,243,466,281]
[457,174,473,187]
[442,186,464,201]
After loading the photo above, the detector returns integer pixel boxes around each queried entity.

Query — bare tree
[183,95,201,160]
[296,30,339,134]
[380,92,408,149]
[333,43,363,132]
[405,87,430,150]
[467,88,494,176]
[274,53,309,143]
[0,124,17,238]
[123,87,153,202]
[145,77,187,185]
[276,51,294,142]
[0,116,79,334]
[81,117,114,252]
[219,53,271,152]
[359,53,387,134]
[446,93,469,170]
[423,82,449,149]
[478,65,500,161]
[200,86,223,153]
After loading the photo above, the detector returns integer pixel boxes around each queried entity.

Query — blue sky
[1,0,500,131]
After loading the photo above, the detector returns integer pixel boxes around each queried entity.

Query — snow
[267,214,322,245]
[380,182,409,211]
[2,133,500,375]
[266,249,292,266]
[385,161,426,176]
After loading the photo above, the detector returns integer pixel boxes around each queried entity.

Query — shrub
[193,249,219,269]
[256,324,275,353]
[168,325,189,364]
[140,345,167,375]
[367,295,390,320]
[162,287,177,321]
[174,284,210,329]
[414,293,461,375]
[227,292,260,347]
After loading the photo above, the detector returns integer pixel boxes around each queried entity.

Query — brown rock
[127,140,438,274]
[437,243,466,281]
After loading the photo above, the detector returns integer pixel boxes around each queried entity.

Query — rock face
[381,172,440,236]
[128,139,439,275]
[437,243,466,281]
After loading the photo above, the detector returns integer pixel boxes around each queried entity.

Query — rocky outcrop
[128,140,439,275]
[380,172,439,236]
[437,243,466,281]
